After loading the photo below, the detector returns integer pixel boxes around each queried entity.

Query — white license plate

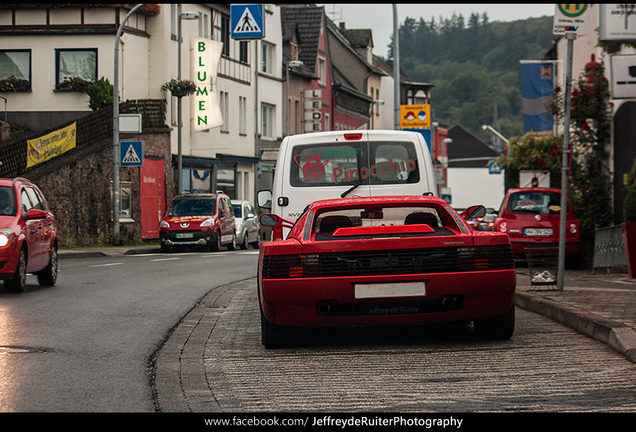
[176,233,194,239]
[524,228,553,236]
[354,282,426,299]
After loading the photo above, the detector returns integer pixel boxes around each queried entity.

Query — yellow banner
[400,104,430,128]
[27,122,77,168]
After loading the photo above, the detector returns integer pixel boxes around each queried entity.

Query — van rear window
[290,141,420,187]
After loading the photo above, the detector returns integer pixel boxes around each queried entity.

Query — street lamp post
[113,3,143,246]
[176,6,201,194]
[482,124,509,154]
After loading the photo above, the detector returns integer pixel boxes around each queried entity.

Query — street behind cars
[0,177,58,292]
[257,195,516,348]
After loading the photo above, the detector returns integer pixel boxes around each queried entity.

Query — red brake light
[344,133,362,141]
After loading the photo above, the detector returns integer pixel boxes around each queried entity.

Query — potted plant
[0,75,29,92]
[623,159,636,277]
[85,77,114,111]
[57,76,91,92]
[161,79,197,97]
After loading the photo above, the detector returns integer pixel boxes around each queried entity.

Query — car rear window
[167,198,216,216]
[0,186,16,216]
[290,141,420,187]
[506,192,567,215]
[312,204,459,240]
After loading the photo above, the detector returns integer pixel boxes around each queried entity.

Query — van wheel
[6,248,27,293]
[240,234,248,250]
[209,232,221,252]
[37,244,58,286]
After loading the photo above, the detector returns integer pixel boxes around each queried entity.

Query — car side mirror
[259,213,294,241]
[26,209,47,220]
[257,190,272,210]
[461,205,486,220]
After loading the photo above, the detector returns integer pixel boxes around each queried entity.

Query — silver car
[231,200,261,249]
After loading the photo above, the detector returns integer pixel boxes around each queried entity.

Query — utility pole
[393,5,400,130]
[557,32,576,291]
[113,4,143,246]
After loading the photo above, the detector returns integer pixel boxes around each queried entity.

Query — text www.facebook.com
[204,415,464,428]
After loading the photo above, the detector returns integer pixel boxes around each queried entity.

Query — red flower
[581,122,589,131]
[553,86,561,93]
[572,89,579,97]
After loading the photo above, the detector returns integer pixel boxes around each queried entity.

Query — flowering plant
[0,75,29,92]
[58,76,92,92]
[137,4,161,17]
[161,79,197,97]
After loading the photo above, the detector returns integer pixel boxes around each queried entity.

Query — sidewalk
[58,245,636,364]
[515,265,636,364]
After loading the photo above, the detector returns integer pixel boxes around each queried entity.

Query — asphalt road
[0,249,259,412]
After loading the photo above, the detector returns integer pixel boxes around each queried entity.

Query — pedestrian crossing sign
[231,4,265,39]
[120,141,143,167]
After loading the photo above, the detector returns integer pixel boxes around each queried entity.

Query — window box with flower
[0,75,30,92]
[56,77,92,92]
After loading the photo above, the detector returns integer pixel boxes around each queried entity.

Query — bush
[85,77,114,111]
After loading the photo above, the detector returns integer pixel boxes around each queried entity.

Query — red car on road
[257,195,516,348]
[0,177,58,292]
[494,188,580,259]
[159,193,236,252]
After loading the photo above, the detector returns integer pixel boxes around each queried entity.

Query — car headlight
[200,218,216,227]
[159,220,170,228]
[0,228,13,247]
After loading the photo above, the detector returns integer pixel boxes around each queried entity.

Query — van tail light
[344,133,362,140]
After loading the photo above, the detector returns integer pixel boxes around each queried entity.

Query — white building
[0,4,286,205]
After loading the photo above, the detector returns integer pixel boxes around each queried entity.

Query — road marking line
[151,257,181,262]
[89,263,123,268]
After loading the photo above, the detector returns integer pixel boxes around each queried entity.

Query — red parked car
[257,195,516,348]
[0,177,58,292]
[159,193,236,252]
[494,187,580,258]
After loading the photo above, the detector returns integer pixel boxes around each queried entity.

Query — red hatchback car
[159,193,236,252]
[0,178,58,292]
[494,187,580,258]
[258,195,516,348]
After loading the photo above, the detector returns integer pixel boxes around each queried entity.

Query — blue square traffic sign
[120,141,143,167]
[231,4,265,39]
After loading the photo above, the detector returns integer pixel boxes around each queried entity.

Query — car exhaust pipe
[442,295,464,310]
[317,300,340,315]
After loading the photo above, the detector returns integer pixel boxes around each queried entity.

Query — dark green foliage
[85,77,114,111]
[388,14,555,140]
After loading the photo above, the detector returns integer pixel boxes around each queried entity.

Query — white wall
[446,168,506,210]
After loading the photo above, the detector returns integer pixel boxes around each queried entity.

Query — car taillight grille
[261,245,514,279]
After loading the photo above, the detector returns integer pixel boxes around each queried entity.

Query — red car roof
[307,195,449,210]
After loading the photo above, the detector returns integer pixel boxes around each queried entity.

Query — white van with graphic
[258,130,437,223]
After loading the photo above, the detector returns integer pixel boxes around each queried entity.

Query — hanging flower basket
[161,79,197,97]
[0,75,29,92]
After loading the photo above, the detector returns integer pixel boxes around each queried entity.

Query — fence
[593,225,627,274]
[0,99,167,179]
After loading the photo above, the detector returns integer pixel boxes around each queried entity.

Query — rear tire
[473,306,515,341]
[227,234,237,251]
[240,233,248,250]
[37,244,58,286]
[261,312,293,349]
[6,248,27,293]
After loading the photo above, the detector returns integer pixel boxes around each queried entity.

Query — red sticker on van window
[294,154,329,180]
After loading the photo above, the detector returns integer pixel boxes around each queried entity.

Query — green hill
[389,13,556,139]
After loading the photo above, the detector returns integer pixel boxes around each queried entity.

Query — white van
[258,130,437,224]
